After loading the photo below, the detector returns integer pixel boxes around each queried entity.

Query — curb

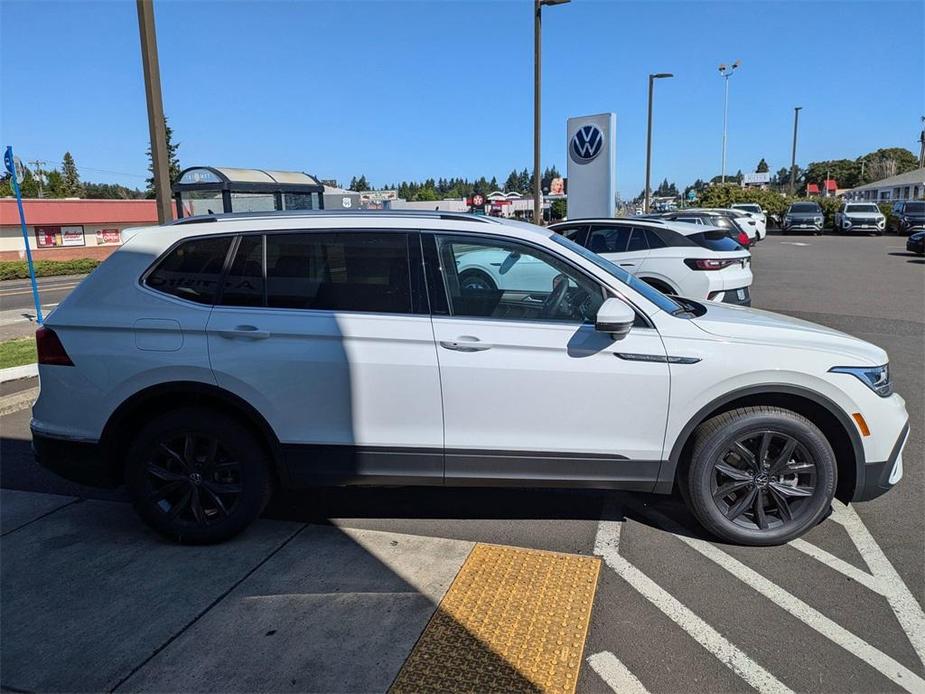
[0,363,38,383]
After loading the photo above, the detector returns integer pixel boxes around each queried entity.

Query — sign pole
[4,146,43,325]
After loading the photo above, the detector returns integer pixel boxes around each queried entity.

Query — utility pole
[790,106,802,196]
[28,160,47,198]
[644,73,673,213]
[533,0,570,226]
[718,60,740,184]
[137,0,172,224]
[919,116,924,168]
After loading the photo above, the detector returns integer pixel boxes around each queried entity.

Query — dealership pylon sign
[567,113,616,219]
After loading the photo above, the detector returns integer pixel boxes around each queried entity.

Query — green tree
[756,158,769,173]
[804,159,859,189]
[145,117,182,198]
[348,175,369,191]
[550,198,567,220]
[60,152,83,197]
[857,147,918,183]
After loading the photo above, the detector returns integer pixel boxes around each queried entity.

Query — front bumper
[842,220,884,232]
[853,422,909,502]
[32,428,117,488]
[783,220,823,231]
[907,236,925,254]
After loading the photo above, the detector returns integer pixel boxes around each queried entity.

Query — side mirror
[595,297,635,340]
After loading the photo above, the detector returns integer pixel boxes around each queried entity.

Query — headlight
[829,364,892,397]
[844,218,852,226]
[814,216,823,223]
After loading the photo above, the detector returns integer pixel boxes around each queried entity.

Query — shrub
[0,258,101,281]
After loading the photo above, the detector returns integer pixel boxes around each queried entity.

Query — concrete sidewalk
[0,490,473,693]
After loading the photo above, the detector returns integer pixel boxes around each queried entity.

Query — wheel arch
[659,384,863,503]
[99,381,284,485]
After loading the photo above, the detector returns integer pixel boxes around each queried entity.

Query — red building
[0,199,164,261]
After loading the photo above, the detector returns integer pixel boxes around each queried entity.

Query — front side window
[436,235,604,324]
[587,224,631,254]
[146,236,232,304]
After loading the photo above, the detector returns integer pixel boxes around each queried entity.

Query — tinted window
[553,224,587,242]
[627,228,647,251]
[790,203,821,213]
[146,236,232,304]
[905,202,924,214]
[265,232,412,313]
[846,204,880,214]
[644,228,667,249]
[688,230,744,252]
[587,225,630,253]
[221,235,264,307]
[436,235,604,324]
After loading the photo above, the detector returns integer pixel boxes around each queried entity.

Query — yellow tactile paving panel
[390,543,601,694]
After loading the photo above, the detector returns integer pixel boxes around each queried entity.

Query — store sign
[97,228,122,245]
[743,172,770,185]
[34,225,86,248]
[566,113,617,219]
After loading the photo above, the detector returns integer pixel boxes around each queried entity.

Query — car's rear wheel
[126,408,273,544]
[458,270,497,292]
[684,406,836,545]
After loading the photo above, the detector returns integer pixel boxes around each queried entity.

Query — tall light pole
[137,0,172,224]
[534,0,570,226]
[790,106,802,196]
[718,60,740,184]
[644,72,673,213]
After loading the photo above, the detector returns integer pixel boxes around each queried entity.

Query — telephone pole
[137,0,172,224]
[918,116,924,168]
[28,160,47,197]
[790,106,802,195]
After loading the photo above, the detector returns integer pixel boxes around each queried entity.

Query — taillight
[36,327,73,366]
[684,258,738,271]
[738,231,750,246]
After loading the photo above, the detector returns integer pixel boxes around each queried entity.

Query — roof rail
[171,209,503,226]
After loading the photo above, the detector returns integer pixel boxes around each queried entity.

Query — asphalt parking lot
[1,232,922,693]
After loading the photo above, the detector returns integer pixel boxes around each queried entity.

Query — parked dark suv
[782,202,824,235]
[888,200,925,236]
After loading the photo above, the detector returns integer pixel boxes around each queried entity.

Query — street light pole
[718,60,740,184]
[534,0,570,226]
[137,0,172,224]
[644,73,673,214]
[790,106,802,196]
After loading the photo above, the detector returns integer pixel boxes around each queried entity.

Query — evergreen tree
[145,117,181,198]
[756,158,769,173]
[60,152,83,197]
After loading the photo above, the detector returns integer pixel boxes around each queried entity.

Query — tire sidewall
[688,412,836,545]
[126,408,271,544]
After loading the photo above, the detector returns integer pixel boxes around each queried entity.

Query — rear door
[588,223,651,273]
[206,230,444,485]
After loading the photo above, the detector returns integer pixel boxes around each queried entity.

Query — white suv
[32,211,909,546]
[549,218,753,305]
[730,203,768,239]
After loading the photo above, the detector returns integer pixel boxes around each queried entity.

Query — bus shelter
[172,167,325,218]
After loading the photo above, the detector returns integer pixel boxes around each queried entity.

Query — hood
[691,303,887,365]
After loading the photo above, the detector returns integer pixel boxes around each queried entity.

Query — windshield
[846,204,880,214]
[551,234,683,314]
[789,203,821,213]
[734,204,761,213]
[905,202,925,214]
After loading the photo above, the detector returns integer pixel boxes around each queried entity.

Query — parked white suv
[549,218,753,305]
[730,203,768,240]
[834,202,886,235]
[32,211,909,546]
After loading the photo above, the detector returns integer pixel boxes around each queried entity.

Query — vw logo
[570,124,604,164]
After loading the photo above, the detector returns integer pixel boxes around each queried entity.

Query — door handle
[217,326,271,340]
[619,263,635,267]
[440,337,492,352]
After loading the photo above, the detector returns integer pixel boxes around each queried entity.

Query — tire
[683,406,836,546]
[458,270,497,292]
[125,407,274,544]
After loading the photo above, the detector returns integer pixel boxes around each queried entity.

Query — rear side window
[222,235,264,307]
[146,236,232,304]
[265,232,412,313]
[646,227,694,248]
[688,230,743,252]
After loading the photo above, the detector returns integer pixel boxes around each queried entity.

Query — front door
[206,230,444,485]
[427,233,670,489]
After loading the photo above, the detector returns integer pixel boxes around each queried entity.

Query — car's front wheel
[684,406,836,545]
[125,408,273,544]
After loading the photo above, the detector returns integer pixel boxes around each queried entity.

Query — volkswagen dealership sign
[567,113,616,219]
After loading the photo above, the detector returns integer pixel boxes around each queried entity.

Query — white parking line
[594,515,794,694]
[790,538,885,595]
[635,505,925,694]
[830,502,925,670]
[587,651,651,694]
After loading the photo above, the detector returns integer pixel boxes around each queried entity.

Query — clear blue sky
[2,0,922,198]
